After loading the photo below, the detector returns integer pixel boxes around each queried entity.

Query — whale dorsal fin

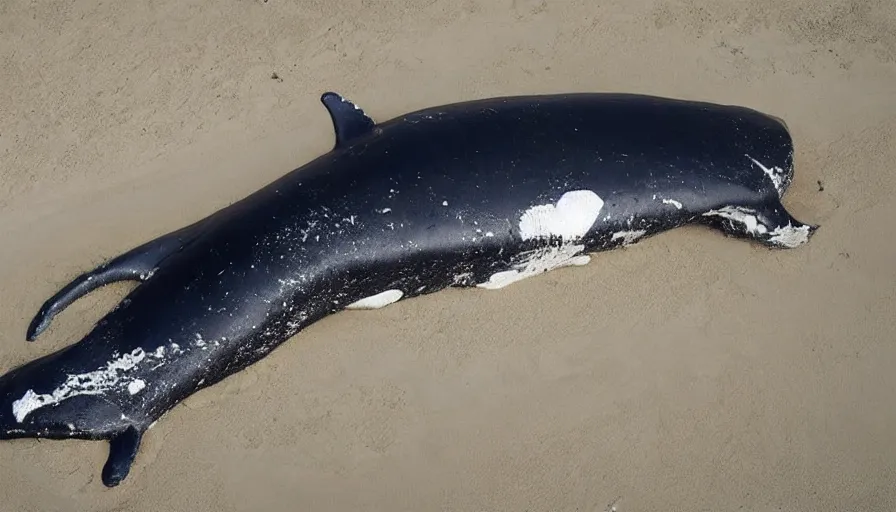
[320,91,376,149]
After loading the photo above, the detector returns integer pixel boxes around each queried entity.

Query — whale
[0,91,817,487]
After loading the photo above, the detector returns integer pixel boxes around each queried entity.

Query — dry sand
[1,0,895,510]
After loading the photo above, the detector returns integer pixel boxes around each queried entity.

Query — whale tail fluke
[699,201,819,249]
[760,210,819,250]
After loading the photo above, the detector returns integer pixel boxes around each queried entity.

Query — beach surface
[1,1,894,510]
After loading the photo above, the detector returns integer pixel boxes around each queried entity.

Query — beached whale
[0,91,817,487]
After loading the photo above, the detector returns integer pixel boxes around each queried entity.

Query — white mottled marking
[345,289,404,309]
[702,206,768,235]
[702,205,812,248]
[12,348,147,423]
[768,223,812,248]
[479,251,592,289]
[453,272,473,285]
[747,154,786,197]
[127,379,146,395]
[662,199,683,209]
[478,190,603,290]
[518,190,604,241]
[612,230,647,246]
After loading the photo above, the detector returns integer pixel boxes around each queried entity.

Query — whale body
[0,91,817,487]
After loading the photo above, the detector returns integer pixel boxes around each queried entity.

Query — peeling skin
[768,223,812,248]
[702,205,812,248]
[11,341,186,422]
[345,289,404,309]
[478,190,603,290]
[517,190,604,241]
[747,154,787,196]
[611,230,647,246]
[127,380,146,395]
[478,249,591,290]
[662,199,683,209]
[702,206,768,236]
[12,348,148,423]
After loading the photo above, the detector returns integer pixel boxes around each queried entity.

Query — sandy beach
[1,0,895,510]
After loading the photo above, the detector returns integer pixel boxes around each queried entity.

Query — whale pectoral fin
[320,91,376,149]
[101,426,144,487]
[700,201,819,249]
[27,221,208,341]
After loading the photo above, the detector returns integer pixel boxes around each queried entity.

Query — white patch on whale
[662,199,683,209]
[517,190,604,241]
[345,289,404,309]
[478,190,603,290]
[12,348,147,423]
[127,379,146,395]
[702,206,811,247]
[746,154,787,197]
[479,251,592,289]
[10,340,189,422]
[612,229,647,246]
[453,272,474,285]
[702,206,768,236]
[768,223,812,248]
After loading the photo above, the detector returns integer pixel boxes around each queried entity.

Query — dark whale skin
[0,91,817,487]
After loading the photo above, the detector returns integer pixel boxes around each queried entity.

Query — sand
[1,0,895,510]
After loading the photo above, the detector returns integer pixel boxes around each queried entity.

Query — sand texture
[1,0,895,510]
